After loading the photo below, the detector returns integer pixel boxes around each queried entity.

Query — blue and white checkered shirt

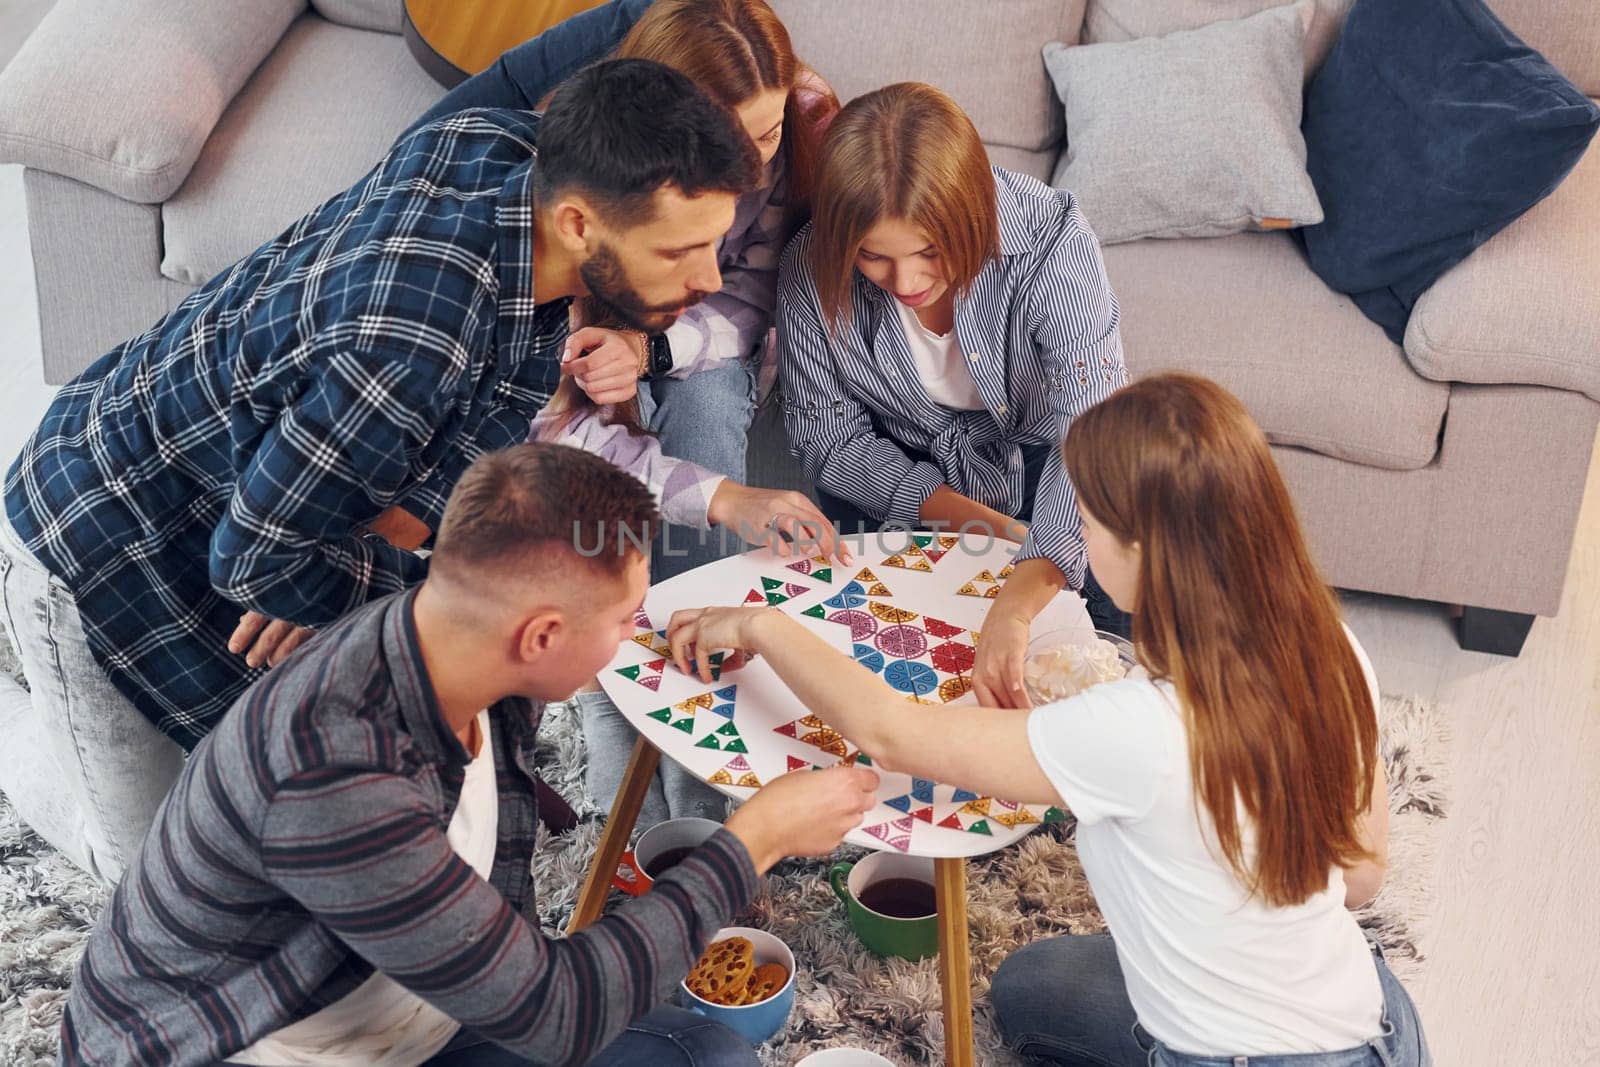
[3,109,569,747]
[777,167,1128,586]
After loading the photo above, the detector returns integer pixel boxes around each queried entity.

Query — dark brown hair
[431,443,658,587]
[808,82,999,328]
[1063,373,1378,908]
[617,0,839,233]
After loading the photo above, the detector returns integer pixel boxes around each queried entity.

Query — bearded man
[0,58,799,883]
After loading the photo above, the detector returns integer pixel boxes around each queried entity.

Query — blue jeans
[406,0,655,135]
[423,1006,757,1067]
[990,933,1431,1067]
[638,357,761,582]
[815,443,1132,638]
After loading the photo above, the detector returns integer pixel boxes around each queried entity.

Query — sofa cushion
[1482,0,1600,97]
[1299,0,1599,346]
[1045,2,1322,245]
[986,143,1058,183]
[312,0,404,34]
[0,0,303,203]
[1102,230,1449,470]
[1083,0,1353,77]
[1084,0,1599,95]
[161,16,443,285]
[770,0,1085,155]
[1405,137,1600,402]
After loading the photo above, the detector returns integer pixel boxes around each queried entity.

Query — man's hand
[666,605,776,682]
[706,482,851,563]
[972,608,1032,709]
[561,327,646,406]
[723,765,880,874]
[228,611,315,669]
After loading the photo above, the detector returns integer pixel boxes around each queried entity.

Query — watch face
[650,334,672,374]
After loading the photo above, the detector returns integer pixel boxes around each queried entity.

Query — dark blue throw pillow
[1299,0,1599,344]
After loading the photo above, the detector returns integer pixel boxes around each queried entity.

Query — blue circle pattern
[884,659,938,695]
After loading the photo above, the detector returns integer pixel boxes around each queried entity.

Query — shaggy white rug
[0,629,1448,1066]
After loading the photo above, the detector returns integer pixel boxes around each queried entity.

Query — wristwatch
[644,332,673,378]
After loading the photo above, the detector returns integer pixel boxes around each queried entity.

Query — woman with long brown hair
[666,374,1430,1066]
[412,0,837,571]
[776,82,1132,716]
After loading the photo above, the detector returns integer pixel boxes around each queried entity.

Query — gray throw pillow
[1044,0,1323,245]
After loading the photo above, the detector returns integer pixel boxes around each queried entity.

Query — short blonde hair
[808,82,1000,327]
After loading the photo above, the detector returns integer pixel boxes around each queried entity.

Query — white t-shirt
[1026,634,1384,1057]
[233,711,499,1067]
[893,299,985,411]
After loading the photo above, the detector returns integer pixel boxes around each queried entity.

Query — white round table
[597,529,1093,857]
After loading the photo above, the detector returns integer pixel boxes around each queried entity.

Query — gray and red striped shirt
[61,587,757,1066]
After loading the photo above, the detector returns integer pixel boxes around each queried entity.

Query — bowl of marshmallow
[1022,628,1137,705]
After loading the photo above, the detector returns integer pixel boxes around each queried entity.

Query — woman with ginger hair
[777,81,1131,710]
[667,374,1431,1066]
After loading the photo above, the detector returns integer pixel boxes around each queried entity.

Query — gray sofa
[1,0,1595,655]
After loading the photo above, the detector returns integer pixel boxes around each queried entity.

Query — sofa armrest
[1404,136,1600,402]
[0,0,307,203]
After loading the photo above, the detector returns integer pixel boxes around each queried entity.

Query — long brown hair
[1063,374,1378,908]
[807,82,1000,330]
[617,0,838,231]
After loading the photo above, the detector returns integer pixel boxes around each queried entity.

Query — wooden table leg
[566,737,661,935]
[935,855,976,1067]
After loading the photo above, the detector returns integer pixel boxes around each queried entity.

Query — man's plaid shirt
[3,109,568,748]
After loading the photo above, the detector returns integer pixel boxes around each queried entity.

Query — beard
[580,242,707,333]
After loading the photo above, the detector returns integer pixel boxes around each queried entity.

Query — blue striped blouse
[777,167,1128,586]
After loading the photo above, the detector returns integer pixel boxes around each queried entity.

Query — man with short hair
[60,442,879,1067]
[0,57,829,883]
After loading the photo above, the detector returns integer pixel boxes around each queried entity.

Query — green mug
[828,853,938,961]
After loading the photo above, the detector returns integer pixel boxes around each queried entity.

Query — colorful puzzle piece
[615,658,667,691]
[786,556,833,582]
[631,630,674,656]
[863,815,915,852]
[868,601,919,624]
[822,581,868,610]
[853,568,894,597]
[881,552,933,573]
[707,754,761,789]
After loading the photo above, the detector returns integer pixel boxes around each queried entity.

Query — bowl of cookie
[680,927,795,1044]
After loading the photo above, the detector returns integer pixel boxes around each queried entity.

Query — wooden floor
[1340,434,1600,1066]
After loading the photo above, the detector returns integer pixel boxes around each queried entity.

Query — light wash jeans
[990,933,1431,1067]
[581,357,761,828]
[637,355,761,582]
[0,510,185,884]
[422,1006,757,1067]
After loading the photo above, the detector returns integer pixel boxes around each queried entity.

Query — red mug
[611,816,722,897]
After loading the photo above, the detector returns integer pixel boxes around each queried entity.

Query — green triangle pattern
[765,591,790,606]
[715,721,740,737]
[814,568,833,582]
[696,735,721,750]
[618,665,642,681]
[912,534,932,548]
[670,717,694,733]
[1043,806,1067,823]
[724,738,748,753]
[802,604,826,619]
[761,577,784,591]
[967,819,992,836]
